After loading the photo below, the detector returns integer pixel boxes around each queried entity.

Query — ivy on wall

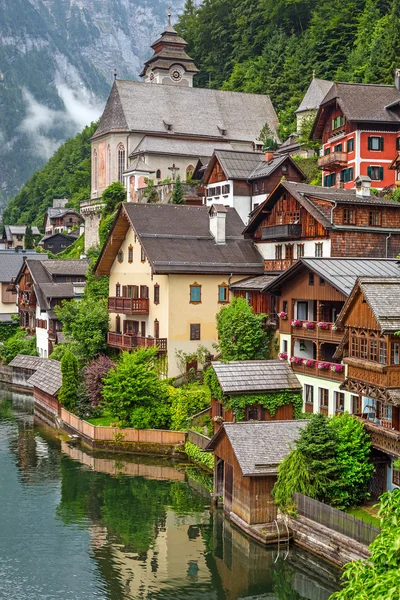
[204,367,303,421]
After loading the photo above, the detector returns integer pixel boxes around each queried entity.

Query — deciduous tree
[58,349,79,411]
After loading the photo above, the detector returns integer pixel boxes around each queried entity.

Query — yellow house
[95,203,264,377]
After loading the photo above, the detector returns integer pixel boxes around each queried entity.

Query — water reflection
[0,389,341,600]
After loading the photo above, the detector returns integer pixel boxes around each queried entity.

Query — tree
[58,349,79,411]
[83,355,114,409]
[56,297,109,360]
[172,175,185,204]
[101,181,126,217]
[0,329,38,364]
[102,349,171,428]
[142,178,159,203]
[24,225,34,249]
[332,489,400,600]
[215,296,272,360]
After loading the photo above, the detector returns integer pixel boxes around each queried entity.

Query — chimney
[265,152,274,162]
[355,175,371,197]
[53,197,69,209]
[209,204,227,244]
[395,68,400,91]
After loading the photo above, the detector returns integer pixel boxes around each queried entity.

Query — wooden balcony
[355,416,400,457]
[345,360,400,388]
[318,151,348,170]
[261,223,302,241]
[107,332,167,353]
[108,297,149,315]
[264,258,295,272]
[291,359,345,382]
[290,320,344,342]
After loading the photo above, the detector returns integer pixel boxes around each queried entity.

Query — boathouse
[28,359,62,423]
[9,354,49,389]
[205,420,307,530]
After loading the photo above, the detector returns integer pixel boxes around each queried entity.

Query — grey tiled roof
[230,274,278,291]
[212,150,265,180]
[39,283,75,298]
[94,80,279,143]
[211,360,302,394]
[296,78,333,113]
[9,355,48,371]
[207,421,308,475]
[4,225,41,241]
[28,359,62,396]
[0,250,47,283]
[358,277,400,332]
[42,260,89,277]
[123,204,264,275]
[266,258,400,297]
[320,82,400,123]
[124,156,155,174]
[130,136,234,158]
[47,208,80,219]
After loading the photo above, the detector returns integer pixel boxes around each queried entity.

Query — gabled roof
[94,80,279,143]
[130,136,234,158]
[338,276,400,333]
[3,225,41,241]
[266,258,400,297]
[39,231,80,243]
[42,260,89,277]
[206,421,308,476]
[9,355,48,371]
[28,359,62,396]
[295,78,333,114]
[0,250,46,283]
[230,274,278,291]
[124,156,155,174]
[95,204,264,276]
[211,360,302,395]
[46,207,81,220]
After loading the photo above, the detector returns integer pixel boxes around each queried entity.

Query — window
[282,301,288,314]
[297,301,308,321]
[370,338,378,362]
[379,340,387,364]
[93,149,98,191]
[190,283,201,303]
[335,392,345,413]
[190,323,201,340]
[154,284,160,304]
[319,277,325,286]
[107,145,111,186]
[343,208,354,224]
[141,247,146,262]
[294,243,304,258]
[368,166,384,181]
[117,250,124,263]
[215,186,221,196]
[156,169,161,179]
[368,136,384,151]
[247,406,259,421]
[305,384,314,405]
[347,138,354,152]
[392,342,400,365]
[283,339,288,353]
[334,143,343,152]
[393,466,400,487]
[275,245,282,260]
[315,243,323,257]
[140,286,149,299]
[309,272,314,286]
[360,336,367,359]
[141,321,146,337]
[348,167,354,181]
[186,164,195,180]
[222,184,230,195]
[117,143,125,183]
[218,284,229,303]
[128,245,133,263]
[352,395,361,415]
[281,164,288,174]
[397,138,400,152]
[369,211,381,226]
[331,115,345,130]
[319,388,329,409]
[324,147,331,156]
[285,244,294,260]
[154,319,160,339]
[351,335,358,357]
[324,173,336,187]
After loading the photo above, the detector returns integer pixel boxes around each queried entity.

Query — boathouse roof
[211,360,302,395]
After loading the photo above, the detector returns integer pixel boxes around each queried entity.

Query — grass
[87,415,115,427]
[347,506,381,528]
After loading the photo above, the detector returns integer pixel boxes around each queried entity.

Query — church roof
[295,78,333,113]
[129,136,234,158]
[93,80,279,143]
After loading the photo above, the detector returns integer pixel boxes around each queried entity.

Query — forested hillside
[177,0,400,138]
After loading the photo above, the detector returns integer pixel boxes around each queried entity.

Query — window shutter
[368,137,372,151]
[331,119,335,130]
[367,166,372,178]
[133,285,139,298]
[379,137,384,151]
[379,166,384,180]
[122,285,127,297]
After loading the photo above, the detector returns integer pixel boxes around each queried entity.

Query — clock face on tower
[169,65,183,82]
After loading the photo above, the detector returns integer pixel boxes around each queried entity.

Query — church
[82,10,279,248]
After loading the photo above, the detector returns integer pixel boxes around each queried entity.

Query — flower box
[278,312,288,319]
[278,352,288,360]
[317,322,329,329]
[303,321,315,329]
[290,356,303,365]
[303,359,316,367]
[317,362,330,370]
[291,319,302,328]
[330,364,344,373]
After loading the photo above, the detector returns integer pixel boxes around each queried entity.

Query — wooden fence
[187,429,211,450]
[61,408,186,445]
[294,493,380,547]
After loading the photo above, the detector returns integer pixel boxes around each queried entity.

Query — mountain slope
[0,0,184,206]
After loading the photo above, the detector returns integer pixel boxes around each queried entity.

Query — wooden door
[369,461,387,499]
[224,463,233,513]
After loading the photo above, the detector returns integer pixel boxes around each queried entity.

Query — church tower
[139,8,199,87]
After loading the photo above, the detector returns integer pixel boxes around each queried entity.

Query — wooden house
[205,421,307,533]
[210,360,302,433]
[229,273,277,319]
[243,178,400,273]
[27,359,62,424]
[338,276,400,495]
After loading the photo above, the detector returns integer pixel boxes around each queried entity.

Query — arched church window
[117,143,125,184]
[106,145,111,185]
[156,169,161,179]
[93,149,98,191]
[186,164,195,181]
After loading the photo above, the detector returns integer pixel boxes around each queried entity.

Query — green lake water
[0,385,341,600]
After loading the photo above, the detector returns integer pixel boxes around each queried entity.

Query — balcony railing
[289,320,344,342]
[355,416,400,456]
[264,258,295,272]
[108,297,149,315]
[289,356,345,382]
[261,224,302,241]
[107,332,167,353]
[317,151,348,170]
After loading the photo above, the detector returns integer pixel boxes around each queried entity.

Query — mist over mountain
[0,0,185,209]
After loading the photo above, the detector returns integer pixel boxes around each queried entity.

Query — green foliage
[293,155,321,186]
[49,343,69,361]
[215,297,272,360]
[169,383,210,430]
[98,212,116,249]
[84,248,109,301]
[55,296,109,360]
[24,225,34,249]
[184,441,214,470]
[185,466,214,492]
[4,122,97,227]
[58,349,79,411]
[142,178,159,203]
[331,488,400,600]
[54,234,84,259]
[273,449,325,512]
[101,181,126,217]
[102,349,171,429]
[175,344,211,375]
[0,329,38,364]
[0,320,19,344]
[172,175,185,204]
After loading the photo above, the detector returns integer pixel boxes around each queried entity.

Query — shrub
[184,441,214,470]
[58,350,79,412]
[83,355,114,408]
[169,383,210,430]
[1,329,38,364]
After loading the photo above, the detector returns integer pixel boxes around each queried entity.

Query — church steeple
[139,8,199,87]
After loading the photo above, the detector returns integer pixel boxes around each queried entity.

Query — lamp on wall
[299,340,306,352]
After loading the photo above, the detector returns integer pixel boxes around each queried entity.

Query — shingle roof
[94,80,279,143]
[321,82,400,123]
[358,277,400,333]
[0,250,47,283]
[207,421,308,475]
[122,204,264,275]
[211,360,302,394]
[130,136,234,158]
[296,78,333,113]
[9,355,48,371]
[230,274,278,291]
[28,359,62,396]
[39,283,75,298]
[211,150,265,180]
[266,258,400,297]
[42,260,89,277]
[3,225,41,241]
[47,208,80,219]
[124,156,155,174]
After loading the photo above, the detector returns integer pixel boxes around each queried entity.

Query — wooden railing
[291,358,345,382]
[264,258,295,272]
[107,332,167,352]
[290,320,344,342]
[317,151,348,170]
[108,297,149,315]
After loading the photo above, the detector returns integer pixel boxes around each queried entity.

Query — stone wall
[136,182,201,204]
[80,198,105,251]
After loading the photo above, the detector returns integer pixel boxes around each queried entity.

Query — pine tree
[58,349,79,412]
[142,179,159,203]
[172,176,185,204]
[24,225,34,249]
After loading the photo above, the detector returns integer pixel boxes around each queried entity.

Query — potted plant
[330,364,344,373]
[290,356,303,365]
[278,311,288,319]
[317,322,329,329]
[303,321,315,329]
[290,319,302,327]
[278,352,288,360]
[303,359,315,367]
[317,362,330,370]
